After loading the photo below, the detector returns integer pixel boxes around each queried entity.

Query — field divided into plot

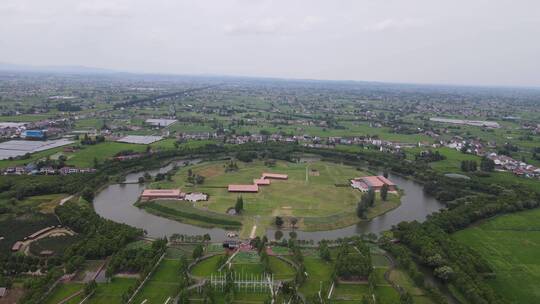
[454,208,540,304]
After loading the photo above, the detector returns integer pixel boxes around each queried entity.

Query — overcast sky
[1,0,539,87]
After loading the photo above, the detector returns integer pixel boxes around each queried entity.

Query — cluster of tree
[56,102,82,112]
[236,151,258,162]
[0,254,58,276]
[318,240,331,261]
[415,150,446,162]
[224,160,239,172]
[192,244,205,260]
[356,189,375,218]
[333,240,372,280]
[56,202,143,259]
[460,160,478,172]
[498,143,519,156]
[106,238,167,277]
[379,238,448,304]
[234,196,244,214]
[169,233,211,243]
[19,267,64,304]
[80,134,105,145]
[0,174,93,201]
[187,168,205,184]
[264,159,277,167]
[480,157,495,172]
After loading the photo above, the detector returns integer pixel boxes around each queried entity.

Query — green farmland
[454,208,540,304]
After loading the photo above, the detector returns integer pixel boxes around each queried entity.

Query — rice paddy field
[454,208,540,304]
[148,160,400,235]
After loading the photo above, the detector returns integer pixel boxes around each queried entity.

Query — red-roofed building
[228,184,259,193]
[141,189,183,200]
[262,173,288,180]
[254,178,271,185]
[351,176,396,192]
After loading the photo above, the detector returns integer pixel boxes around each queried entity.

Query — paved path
[59,195,74,206]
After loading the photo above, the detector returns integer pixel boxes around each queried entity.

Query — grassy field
[87,278,137,304]
[66,141,146,167]
[191,253,295,280]
[132,259,183,304]
[300,256,334,297]
[150,160,400,235]
[454,208,540,304]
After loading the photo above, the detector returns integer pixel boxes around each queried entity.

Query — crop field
[454,208,540,304]
[150,160,400,234]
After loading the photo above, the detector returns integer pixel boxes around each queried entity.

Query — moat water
[93,160,445,241]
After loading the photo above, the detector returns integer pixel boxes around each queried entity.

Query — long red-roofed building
[141,189,183,200]
[254,178,271,185]
[262,173,288,180]
[228,184,259,193]
[351,176,396,192]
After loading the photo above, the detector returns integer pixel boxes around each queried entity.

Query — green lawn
[87,278,137,304]
[300,256,334,297]
[454,208,540,304]
[132,259,183,304]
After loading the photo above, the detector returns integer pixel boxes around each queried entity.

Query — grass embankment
[454,208,540,304]
[149,160,401,235]
[138,200,242,229]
